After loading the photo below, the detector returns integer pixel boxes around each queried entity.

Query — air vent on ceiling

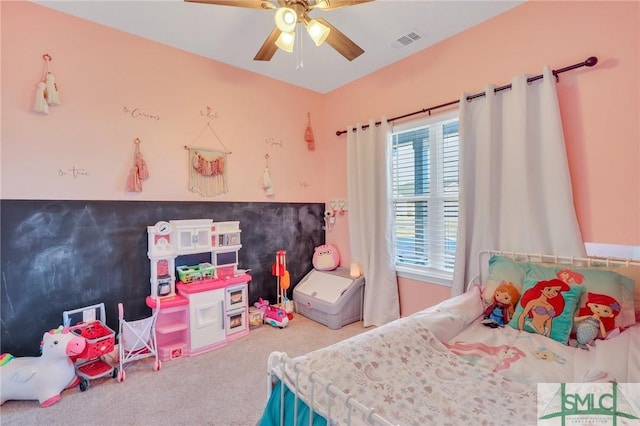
[391,29,425,48]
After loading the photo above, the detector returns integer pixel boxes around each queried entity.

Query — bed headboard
[477,249,640,284]
[476,249,640,338]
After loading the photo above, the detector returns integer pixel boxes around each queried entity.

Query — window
[391,112,459,285]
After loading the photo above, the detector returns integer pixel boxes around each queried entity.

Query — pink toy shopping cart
[62,303,116,391]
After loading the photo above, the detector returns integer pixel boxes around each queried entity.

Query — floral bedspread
[280,286,639,425]
[286,300,539,425]
[444,317,640,386]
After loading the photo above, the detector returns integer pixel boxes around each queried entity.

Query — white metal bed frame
[264,250,640,426]
[266,351,395,426]
[477,249,640,283]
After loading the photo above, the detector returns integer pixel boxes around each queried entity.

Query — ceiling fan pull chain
[296,25,303,69]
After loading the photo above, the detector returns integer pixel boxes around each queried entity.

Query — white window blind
[391,112,459,284]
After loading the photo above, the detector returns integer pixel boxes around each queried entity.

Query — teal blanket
[259,380,327,426]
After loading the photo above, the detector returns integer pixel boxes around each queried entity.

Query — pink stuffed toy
[312,244,340,271]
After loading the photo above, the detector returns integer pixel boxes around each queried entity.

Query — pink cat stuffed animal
[312,244,340,271]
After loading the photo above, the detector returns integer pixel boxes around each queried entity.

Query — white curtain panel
[452,67,586,295]
[347,118,400,326]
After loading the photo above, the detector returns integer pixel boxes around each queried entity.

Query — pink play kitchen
[146,219,250,361]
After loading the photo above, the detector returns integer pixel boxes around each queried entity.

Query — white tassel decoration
[45,73,60,105]
[263,165,274,196]
[33,82,49,114]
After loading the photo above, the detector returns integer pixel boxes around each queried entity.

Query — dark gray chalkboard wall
[1,200,324,356]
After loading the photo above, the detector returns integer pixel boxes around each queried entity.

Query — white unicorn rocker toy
[1,322,86,407]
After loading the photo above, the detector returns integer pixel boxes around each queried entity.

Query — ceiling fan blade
[316,18,364,61]
[254,27,281,61]
[184,0,276,10]
[311,0,373,12]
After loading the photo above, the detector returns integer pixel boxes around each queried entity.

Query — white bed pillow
[413,286,484,342]
[613,265,640,323]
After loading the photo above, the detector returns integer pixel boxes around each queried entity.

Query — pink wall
[2,2,638,316]
[322,1,639,315]
[1,2,327,202]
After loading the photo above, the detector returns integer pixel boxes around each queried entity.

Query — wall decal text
[200,106,218,120]
[58,166,90,178]
[265,137,283,148]
[123,106,160,121]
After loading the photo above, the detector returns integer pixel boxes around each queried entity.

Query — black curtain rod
[335,56,598,136]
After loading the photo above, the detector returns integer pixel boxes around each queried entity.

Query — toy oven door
[225,309,247,336]
[225,284,246,311]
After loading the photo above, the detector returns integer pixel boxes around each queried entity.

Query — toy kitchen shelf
[147,219,248,361]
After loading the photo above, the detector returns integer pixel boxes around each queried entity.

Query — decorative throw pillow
[508,276,585,344]
[481,255,529,305]
[524,263,635,328]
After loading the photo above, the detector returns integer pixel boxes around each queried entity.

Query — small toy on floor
[263,305,289,328]
[0,322,86,407]
[255,298,289,328]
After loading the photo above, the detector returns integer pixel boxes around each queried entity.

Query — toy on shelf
[0,322,86,407]
[176,263,215,283]
[116,302,161,383]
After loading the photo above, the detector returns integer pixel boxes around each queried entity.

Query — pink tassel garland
[126,139,149,192]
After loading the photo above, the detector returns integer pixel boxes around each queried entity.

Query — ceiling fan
[184,0,372,61]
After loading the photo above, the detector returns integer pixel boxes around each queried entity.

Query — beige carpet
[0,314,369,426]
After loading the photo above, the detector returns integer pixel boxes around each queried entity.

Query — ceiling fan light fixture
[275,31,295,53]
[274,7,297,33]
[305,19,330,46]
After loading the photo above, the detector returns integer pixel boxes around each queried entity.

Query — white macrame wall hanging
[184,122,230,197]
[33,53,61,114]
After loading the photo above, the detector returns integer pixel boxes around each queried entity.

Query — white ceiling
[35,0,523,94]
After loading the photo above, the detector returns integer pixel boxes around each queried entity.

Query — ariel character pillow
[508,277,584,344]
[524,263,635,327]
